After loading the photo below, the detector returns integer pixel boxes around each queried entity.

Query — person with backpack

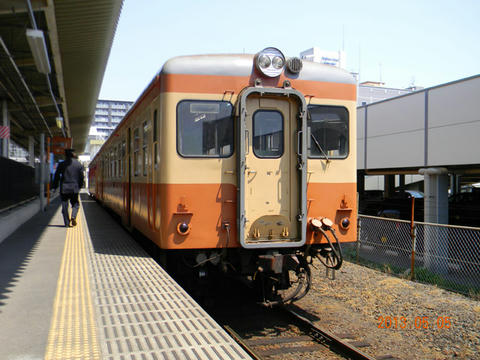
[52,148,84,227]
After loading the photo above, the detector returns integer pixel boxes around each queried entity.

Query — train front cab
[161,50,356,305]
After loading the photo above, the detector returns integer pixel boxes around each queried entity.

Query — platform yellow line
[45,206,100,360]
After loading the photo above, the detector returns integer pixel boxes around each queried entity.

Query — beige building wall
[358,75,480,171]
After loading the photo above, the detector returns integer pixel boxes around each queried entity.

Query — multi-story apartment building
[84,99,133,159]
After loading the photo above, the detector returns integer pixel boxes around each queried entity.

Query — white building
[299,47,418,106]
[84,99,134,159]
[300,47,347,69]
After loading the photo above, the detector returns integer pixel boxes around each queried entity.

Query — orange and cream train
[88,48,357,305]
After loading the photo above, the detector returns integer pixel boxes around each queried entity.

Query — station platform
[0,191,251,360]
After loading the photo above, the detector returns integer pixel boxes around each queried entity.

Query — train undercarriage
[160,239,344,307]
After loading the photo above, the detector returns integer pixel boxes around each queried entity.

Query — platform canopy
[0,0,123,154]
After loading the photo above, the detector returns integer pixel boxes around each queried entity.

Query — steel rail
[284,307,377,360]
[223,325,264,360]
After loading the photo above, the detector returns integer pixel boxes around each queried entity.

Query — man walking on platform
[52,148,84,227]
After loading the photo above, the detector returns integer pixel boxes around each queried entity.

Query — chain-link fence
[347,215,480,296]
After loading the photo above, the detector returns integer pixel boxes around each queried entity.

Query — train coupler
[257,253,299,274]
[258,254,284,274]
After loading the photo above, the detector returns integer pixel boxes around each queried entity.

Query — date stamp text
[377,316,451,330]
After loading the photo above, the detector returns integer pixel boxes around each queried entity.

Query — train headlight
[177,222,191,235]
[340,217,351,230]
[272,56,284,69]
[258,54,271,69]
[255,47,285,77]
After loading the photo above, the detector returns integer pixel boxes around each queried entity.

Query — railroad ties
[284,306,400,360]
[221,306,401,360]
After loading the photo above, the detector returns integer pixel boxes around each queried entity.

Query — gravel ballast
[296,261,480,359]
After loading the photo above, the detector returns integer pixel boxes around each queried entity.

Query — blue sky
[99,0,480,101]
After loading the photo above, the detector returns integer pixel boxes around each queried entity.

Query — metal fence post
[356,217,361,264]
[410,196,416,280]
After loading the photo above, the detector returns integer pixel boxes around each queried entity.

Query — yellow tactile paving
[45,206,100,360]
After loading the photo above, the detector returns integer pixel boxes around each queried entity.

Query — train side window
[111,148,114,178]
[112,149,115,178]
[121,139,126,177]
[110,151,112,178]
[142,120,149,176]
[116,145,120,178]
[133,127,140,176]
[307,105,349,159]
[177,100,234,158]
[112,148,115,178]
[104,154,108,178]
[253,110,284,158]
[153,109,159,167]
[105,153,108,178]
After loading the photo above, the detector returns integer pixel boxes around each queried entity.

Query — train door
[238,87,307,248]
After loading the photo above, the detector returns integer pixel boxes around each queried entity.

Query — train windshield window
[307,106,349,159]
[177,100,234,157]
[253,110,284,158]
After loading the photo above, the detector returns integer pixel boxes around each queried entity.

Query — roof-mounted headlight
[272,56,284,69]
[258,54,271,69]
[255,47,285,77]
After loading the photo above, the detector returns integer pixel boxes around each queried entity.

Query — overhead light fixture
[56,117,63,129]
[26,28,51,74]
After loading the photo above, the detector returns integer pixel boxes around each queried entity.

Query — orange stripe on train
[127,182,356,249]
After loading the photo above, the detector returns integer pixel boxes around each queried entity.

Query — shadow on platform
[0,199,61,310]
[80,193,149,258]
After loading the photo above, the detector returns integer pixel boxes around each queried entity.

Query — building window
[307,105,349,159]
[253,110,284,158]
[177,100,233,157]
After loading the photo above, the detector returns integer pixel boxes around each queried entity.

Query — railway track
[210,298,399,360]
[282,306,381,360]
[135,230,396,359]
